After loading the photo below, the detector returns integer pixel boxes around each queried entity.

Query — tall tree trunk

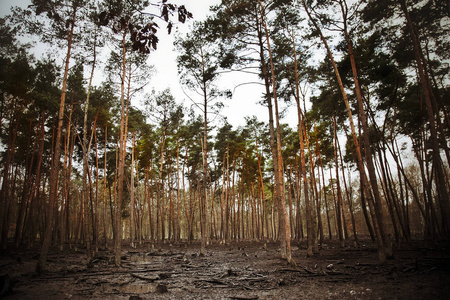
[312,125,324,246]
[225,144,230,243]
[220,155,226,242]
[337,136,357,243]
[332,117,345,247]
[157,127,166,247]
[318,149,332,241]
[103,126,108,249]
[148,161,154,241]
[176,137,181,241]
[200,46,210,256]
[257,0,293,264]
[37,6,77,272]
[14,119,36,248]
[130,131,136,248]
[60,101,74,252]
[290,30,313,256]
[81,29,98,258]
[256,142,267,241]
[339,0,392,259]
[25,113,46,247]
[94,130,99,251]
[304,124,320,253]
[114,27,128,267]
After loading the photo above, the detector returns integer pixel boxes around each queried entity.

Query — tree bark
[339,0,392,259]
[130,131,136,248]
[37,6,76,272]
[257,0,293,264]
[114,27,128,267]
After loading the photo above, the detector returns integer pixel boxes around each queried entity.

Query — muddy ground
[1,238,449,299]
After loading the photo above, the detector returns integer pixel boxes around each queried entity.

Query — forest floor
[1,238,450,299]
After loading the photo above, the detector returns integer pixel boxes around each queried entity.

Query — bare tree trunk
[167,163,173,241]
[220,155,226,242]
[257,0,293,264]
[81,29,99,257]
[37,6,76,272]
[315,125,330,243]
[148,162,154,241]
[94,130,99,251]
[15,119,36,248]
[304,123,320,254]
[60,101,74,252]
[130,131,136,248]
[332,117,344,248]
[157,128,166,247]
[287,167,295,243]
[225,145,230,243]
[294,162,304,241]
[311,128,324,246]
[337,136,357,243]
[25,113,46,247]
[182,148,190,242]
[339,0,392,258]
[199,46,210,256]
[256,142,266,241]
[176,137,181,241]
[114,28,128,267]
[290,30,313,256]
[103,126,108,249]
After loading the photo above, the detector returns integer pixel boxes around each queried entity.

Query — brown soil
[1,239,449,299]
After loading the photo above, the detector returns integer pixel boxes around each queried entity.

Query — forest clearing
[1,0,450,299]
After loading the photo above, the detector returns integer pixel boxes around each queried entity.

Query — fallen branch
[131,273,160,282]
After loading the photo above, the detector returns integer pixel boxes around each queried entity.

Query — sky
[141,0,298,129]
[0,0,299,129]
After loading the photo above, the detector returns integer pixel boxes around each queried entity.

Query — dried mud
[1,239,449,299]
